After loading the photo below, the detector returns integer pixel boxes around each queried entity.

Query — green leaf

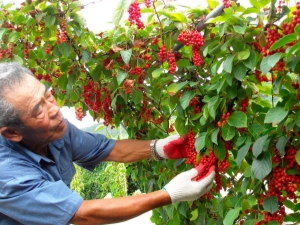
[132,88,143,105]
[152,68,164,78]
[253,134,268,158]
[227,111,247,128]
[169,12,187,22]
[120,49,132,65]
[215,140,226,160]
[223,208,241,225]
[251,152,272,181]
[260,53,282,74]
[264,107,288,124]
[294,24,300,36]
[236,143,251,167]
[221,123,236,141]
[223,54,235,73]
[237,50,250,60]
[195,132,207,152]
[58,43,72,58]
[233,24,247,34]
[44,15,56,27]
[112,0,131,26]
[263,196,279,214]
[190,209,198,221]
[287,42,300,57]
[82,49,91,63]
[248,123,264,140]
[8,31,21,43]
[117,71,127,85]
[276,136,287,156]
[243,50,257,69]
[176,59,190,68]
[233,63,247,81]
[296,150,300,165]
[0,28,7,40]
[180,90,195,110]
[269,34,297,51]
[295,111,300,127]
[208,96,220,120]
[167,82,188,95]
[211,128,220,145]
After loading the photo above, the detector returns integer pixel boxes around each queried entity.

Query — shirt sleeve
[64,120,116,171]
[0,173,83,225]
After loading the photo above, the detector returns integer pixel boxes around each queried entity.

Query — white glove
[156,134,188,159]
[163,165,215,203]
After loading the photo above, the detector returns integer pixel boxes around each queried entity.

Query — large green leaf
[195,132,207,152]
[227,111,247,128]
[44,15,56,27]
[295,111,300,127]
[242,50,257,69]
[152,68,164,78]
[269,33,297,51]
[264,107,289,124]
[0,28,7,40]
[117,71,128,85]
[180,90,195,110]
[276,136,287,156]
[233,63,247,81]
[237,50,250,60]
[58,43,72,58]
[251,152,272,181]
[208,96,220,120]
[260,53,282,74]
[120,49,132,65]
[252,134,268,158]
[132,88,143,105]
[223,208,241,225]
[112,0,131,26]
[223,54,235,73]
[221,123,236,141]
[236,143,251,167]
[263,196,279,214]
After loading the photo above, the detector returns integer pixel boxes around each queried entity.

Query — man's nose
[47,100,60,119]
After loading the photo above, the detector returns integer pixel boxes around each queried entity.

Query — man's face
[5,74,67,145]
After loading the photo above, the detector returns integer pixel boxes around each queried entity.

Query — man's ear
[0,127,23,142]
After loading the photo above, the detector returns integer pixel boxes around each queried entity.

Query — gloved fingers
[200,170,216,187]
[195,163,205,175]
[203,181,214,194]
[183,168,198,179]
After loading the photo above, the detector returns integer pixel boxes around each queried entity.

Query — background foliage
[1,0,300,224]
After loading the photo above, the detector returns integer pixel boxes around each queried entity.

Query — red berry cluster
[129,66,143,75]
[168,124,175,133]
[292,81,299,90]
[82,80,101,113]
[217,112,231,127]
[56,28,61,44]
[128,2,145,29]
[240,97,249,113]
[36,74,52,83]
[144,0,151,8]
[189,97,201,114]
[124,79,134,94]
[167,50,176,74]
[102,90,113,126]
[222,0,232,8]
[255,70,269,82]
[75,107,84,121]
[177,30,204,66]
[282,2,300,35]
[152,37,159,45]
[61,21,67,42]
[158,45,167,62]
[276,0,285,12]
[140,94,152,122]
[45,44,51,55]
[24,42,29,59]
[183,130,197,165]
[256,147,300,225]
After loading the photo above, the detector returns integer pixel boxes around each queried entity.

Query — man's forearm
[105,139,152,162]
[69,190,171,225]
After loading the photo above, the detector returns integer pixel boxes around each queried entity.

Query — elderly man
[0,62,215,225]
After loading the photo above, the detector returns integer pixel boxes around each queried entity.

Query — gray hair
[0,62,34,129]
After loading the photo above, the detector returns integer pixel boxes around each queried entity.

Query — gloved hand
[156,134,188,159]
[163,164,215,203]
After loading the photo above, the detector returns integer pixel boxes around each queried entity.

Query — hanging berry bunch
[177,30,204,66]
[128,1,145,29]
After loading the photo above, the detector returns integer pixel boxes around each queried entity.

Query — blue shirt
[0,119,116,225]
